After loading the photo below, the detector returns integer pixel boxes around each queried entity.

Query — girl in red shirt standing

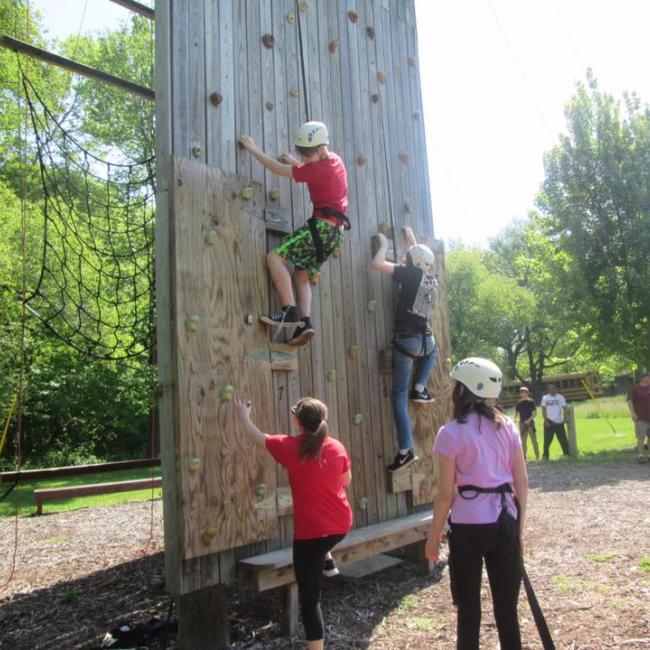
[234,397,353,650]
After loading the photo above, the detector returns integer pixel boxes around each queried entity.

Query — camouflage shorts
[274,218,343,278]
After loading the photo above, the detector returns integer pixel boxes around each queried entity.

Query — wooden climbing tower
[154,1,452,646]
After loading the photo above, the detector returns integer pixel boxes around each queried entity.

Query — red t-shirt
[291,153,348,218]
[628,383,650,421]
[265,434,353,540]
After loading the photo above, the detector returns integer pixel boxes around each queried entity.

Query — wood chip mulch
[1,459,649,649]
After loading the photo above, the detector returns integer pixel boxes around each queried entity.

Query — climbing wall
[155,0,453,595]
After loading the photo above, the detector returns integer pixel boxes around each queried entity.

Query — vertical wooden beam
[566,405,578,457]
[284,581,300,637]
[176,585,230,649]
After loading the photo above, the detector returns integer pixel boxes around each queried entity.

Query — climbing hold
[209,91,223,106]
[412,111,420,121]
[399,153,409,165]
[204,229,218,246]
[289,87,300,98]
[191,145,202,158]
[268,188,280,201]
[201,527,217,546]
[184,314,200,332]
[404,201,412,214]
[310,272,321,285]
[244,313,254,326]
[371,93,380,103]
[329,39,339,54]
[408,56,417,68]
[255,483,267,496]
[356,154,367,166]
[347,9,358,22]
[265,101,274,111]
[331,246,341,258]
[286,12,295,24]
[220,384,235,401]
[366,26,375,39]
[348,345,358,359]
[353,413,363,425]
[357,496,368,510]
[262,33,275,49]
[367,300,376,313]
[298,1,309,12]
[327,369,337,383]
[378,221,390,234]
[188,457,201,473]
[241,187,254,201]
[377,71,387,84]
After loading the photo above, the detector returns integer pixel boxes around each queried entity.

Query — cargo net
[22,74,155,359]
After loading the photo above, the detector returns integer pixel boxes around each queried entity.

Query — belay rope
[458,483,556,650]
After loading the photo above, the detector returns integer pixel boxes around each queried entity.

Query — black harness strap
[457,483,556,650]
[307,217,326,265]
[314,206,352,230]
[392,330,428,360]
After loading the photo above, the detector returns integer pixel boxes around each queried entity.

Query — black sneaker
[260,305,300,328]
[323,558,339,577]
[288,318,315,346]
[387,449,417,472]
[410,388,434,403]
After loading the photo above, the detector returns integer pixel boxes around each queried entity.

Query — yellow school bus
[500,371,603,407]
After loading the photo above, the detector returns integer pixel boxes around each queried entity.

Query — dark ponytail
[452,381,505,428]
[292,397,329,459]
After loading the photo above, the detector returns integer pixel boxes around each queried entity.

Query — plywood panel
[171,158,278,557]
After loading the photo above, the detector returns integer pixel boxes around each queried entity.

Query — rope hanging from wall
[21,73,156,360]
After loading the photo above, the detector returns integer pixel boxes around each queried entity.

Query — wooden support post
[284,582,299,637]
[176,585,229,650]
[403,539,434,575]
[566,405,578,457]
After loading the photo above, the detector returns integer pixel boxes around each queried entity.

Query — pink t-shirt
[433,412,521,524]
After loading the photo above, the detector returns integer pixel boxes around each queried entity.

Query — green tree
[539,72,650,370]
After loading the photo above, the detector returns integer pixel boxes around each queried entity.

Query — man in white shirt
[541,383,570,459]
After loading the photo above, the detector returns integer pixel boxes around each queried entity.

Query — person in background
[233,397,352,650]
[626,371,650,463]
[541,383,570,459]
[425,357,528,650]
[515,387,539,461]
[370,226,438,472]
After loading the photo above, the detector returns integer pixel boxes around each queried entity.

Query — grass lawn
[0,467,162,518]
[505,394,637,461]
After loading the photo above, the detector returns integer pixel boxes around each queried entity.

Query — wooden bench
[34,477,162,515]
[238,510,433,634]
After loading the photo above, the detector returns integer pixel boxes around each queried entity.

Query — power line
[486,0,554,141]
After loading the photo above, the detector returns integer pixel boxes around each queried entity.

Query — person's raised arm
[239,136,293,178]
[279,152,301,166]
[425,453,455,562]
[233,398,267,449]
[370,232,396,275]
[402,225,418,248]
[512,443,529,553]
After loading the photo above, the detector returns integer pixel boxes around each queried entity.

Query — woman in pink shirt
[426,358,529,650]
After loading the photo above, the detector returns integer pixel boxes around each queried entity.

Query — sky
[31,0,650,247]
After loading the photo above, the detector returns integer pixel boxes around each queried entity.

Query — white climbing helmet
[407,244,435,276]
[294,121,329,147]
[451,357,503,399]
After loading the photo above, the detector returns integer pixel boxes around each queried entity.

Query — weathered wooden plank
[172,158,277,558]
[240,511,433,591]
[154,0,172,191]
[188,0,206,163]
[170,2,190,156]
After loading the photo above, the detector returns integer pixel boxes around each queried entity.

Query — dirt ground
[1,459,649,650]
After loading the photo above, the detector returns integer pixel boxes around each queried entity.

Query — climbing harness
[392,331,430,360]
[458,483,556,650]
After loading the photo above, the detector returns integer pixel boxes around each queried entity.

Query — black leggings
[448,518,522,650]
[293,534,345,641]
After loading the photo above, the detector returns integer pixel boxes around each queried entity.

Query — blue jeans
[391,333,436,451]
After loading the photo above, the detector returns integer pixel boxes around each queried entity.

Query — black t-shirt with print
[515,398,536,421]
[392,265,437,335]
